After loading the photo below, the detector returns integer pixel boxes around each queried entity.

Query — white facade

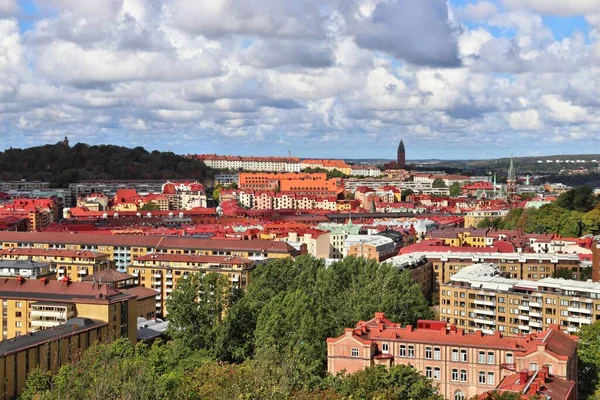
[351,166,382,177]
[199,155,300,172]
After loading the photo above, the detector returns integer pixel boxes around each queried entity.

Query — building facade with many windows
[440,263,600,335]
[327,313,577,400]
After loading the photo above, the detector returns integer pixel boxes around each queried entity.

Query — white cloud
[456,1,498,22]
[504,109,542,130]
[0,0,18,17]
[502,0,600,16]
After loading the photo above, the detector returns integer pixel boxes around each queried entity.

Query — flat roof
[0,318,107,357]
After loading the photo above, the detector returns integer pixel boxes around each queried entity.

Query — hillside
[0,142,214,188]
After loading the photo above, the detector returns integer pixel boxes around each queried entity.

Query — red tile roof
[134,254,253,265]
[0,248,109,259]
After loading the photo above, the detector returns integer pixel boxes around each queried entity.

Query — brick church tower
[397,139,406,169]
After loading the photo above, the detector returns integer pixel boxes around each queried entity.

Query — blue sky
[1,0,599,160]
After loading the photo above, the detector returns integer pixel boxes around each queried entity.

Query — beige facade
[440,263,600,335]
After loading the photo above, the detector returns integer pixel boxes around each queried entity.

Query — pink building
[327,313,577,400]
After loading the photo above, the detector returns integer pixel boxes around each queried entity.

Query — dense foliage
[496,186,600,236]
[24,256,440,399]
[22,339,443,400]
[0,142,213,187]
[165,256,433,390]
[577,321,600,399]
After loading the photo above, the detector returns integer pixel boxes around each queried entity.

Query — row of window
[425,368,495,385]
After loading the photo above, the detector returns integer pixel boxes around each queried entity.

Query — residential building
[327,313,577,400]
[386,254,434,299]
[214,173,240,186]
[0,232,299,271]
[0,248,112,281]
[162,181,207,209]
[68,180,167,199]
[128,254,255,316]
[0,260,55,280]
[0,276,137,341]
[350,165,382,177]
[344,235,397,261]
[0,318,110,399]
[464,209,510,228]
[318,222,362,259]
[300,159,352,175]
[439,263,600,335]
[195,154,301,172]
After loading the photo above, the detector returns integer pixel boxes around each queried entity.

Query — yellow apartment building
[440,263,600,335]
[128,254,255,316]
[0,232,298,271]
[0,247,111,281]
[0,276,137,342]
[0,317,109,399]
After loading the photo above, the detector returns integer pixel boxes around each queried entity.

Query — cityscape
[1,1,600,400]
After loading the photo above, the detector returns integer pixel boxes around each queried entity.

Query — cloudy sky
[0,0,599,159]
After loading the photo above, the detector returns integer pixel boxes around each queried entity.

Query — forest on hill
[0,142,214,188]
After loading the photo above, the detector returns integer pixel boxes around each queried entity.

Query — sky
[0,0,599,159]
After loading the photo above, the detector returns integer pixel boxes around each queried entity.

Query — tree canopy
[0,142,214,187]
[432,178,447,188]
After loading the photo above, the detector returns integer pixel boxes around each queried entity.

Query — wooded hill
[0,142,214,188]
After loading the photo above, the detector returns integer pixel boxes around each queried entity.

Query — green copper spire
[507,155,516,182]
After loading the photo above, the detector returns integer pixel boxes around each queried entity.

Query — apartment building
[196,154,301,172]
[0,276,137,341]
[464,209,510,228]
[0,317,109,399]
[327,313,577,400]
[318,223,362,259]
[439,263,600,335]
[0,248,112,281]
[350,165,382,177]
[0,260,55,280]
[386,254,434,299]
[344,235,397,261]
[400,247,584,293]
[128,254,255,315]
[0,232,298,271]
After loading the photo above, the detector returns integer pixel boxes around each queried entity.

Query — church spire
[507,154,516,182]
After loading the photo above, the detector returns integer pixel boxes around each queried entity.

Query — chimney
[494,330,501,338]
[40,278,48,286]
[477,330,483,337]
[519,369,529,384]
[406,325,413,333]
[374,312,385,322]
[457,328,464,336]
[528,382,539,394]
[61,276,71,287]
[449,325,457,333]
[440,326,447,335]
[16,275,25,285]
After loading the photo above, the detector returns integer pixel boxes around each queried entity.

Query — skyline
[0,1,599,158]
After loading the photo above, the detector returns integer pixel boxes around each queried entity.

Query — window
[452,349,459,361]
[506,353,514,364]
[408,345,415,358]
[460,349,467,362]
[460,369,467,382]
[399,345,406,357]
[487,352,495,364]
[433,367,441,380]
[15,321,22,328]
[15,302,22,308]
[454,390,465,400]
[478,351,485,364]
[544,364,553,375]
[530,363,538,371]
[351,348,359,358]
[479,371,486,384]
[382,343,389,354]
[434,347,441,360]
[487,372,495,385]
[425,347,432,359]
[452,369,459,381]
[425,367,432,378]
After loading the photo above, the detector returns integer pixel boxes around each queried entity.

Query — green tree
[519,192,536,201]
[432,178,447,188]
[556,185,599,212]
[477,217,502,229]
[212,184,222,203]
[577,321,600,398]
[402,189,414,200]
[166,272,239,350]
[449,182,461,196]
[552,267,574,280]
[139,201,160,211]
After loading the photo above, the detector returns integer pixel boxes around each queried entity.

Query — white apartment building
[196,155,301,172]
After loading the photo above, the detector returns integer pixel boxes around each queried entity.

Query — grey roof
[0,318,106,356]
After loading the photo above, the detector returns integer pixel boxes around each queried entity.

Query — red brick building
[327,313,577,400]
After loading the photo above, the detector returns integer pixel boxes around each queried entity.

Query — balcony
[474,318,495,326]
[166,288,173,294]
[78,269,88,275]
[518,305,530,311]
[30,310,72,319]
[474,299,495,307]
[166,280,173,286]
[529,321,542,328]
[567,316,591,324]
[517,315,530,321]
[31,320,63,328]
[529,311,541,318]
[132,271,139,277]
[529,302,541,308]
[568,307,592,315]
[567,326,579,333]
[474,309,495,316]
[518,325,530,331]
[166,273,173,278]
[154,273,162,278]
